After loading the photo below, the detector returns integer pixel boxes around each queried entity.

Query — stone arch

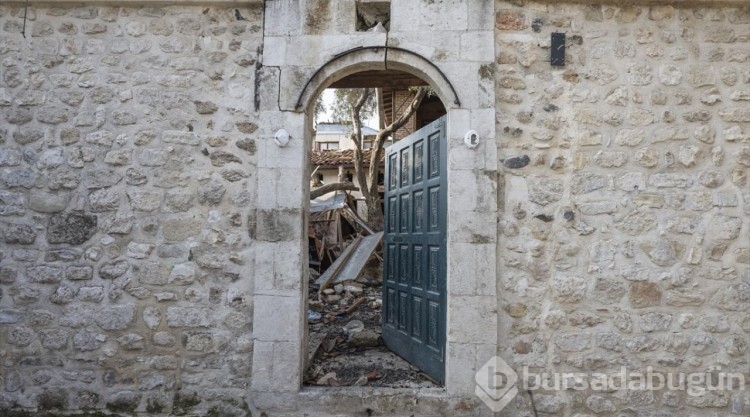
[293,46,461,115]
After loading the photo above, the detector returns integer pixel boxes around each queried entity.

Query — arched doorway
[303,63,449,385]
[250,44,498,407]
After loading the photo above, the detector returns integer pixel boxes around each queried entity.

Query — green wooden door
[382,116,447,383]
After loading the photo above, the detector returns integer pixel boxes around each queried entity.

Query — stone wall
[1,0,749,416]
[0,4,261,415]
[495,2,750,415]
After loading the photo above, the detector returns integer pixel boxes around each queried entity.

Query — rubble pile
[304,266,437,388]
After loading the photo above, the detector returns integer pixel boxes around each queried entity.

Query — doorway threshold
[296,386,493,417]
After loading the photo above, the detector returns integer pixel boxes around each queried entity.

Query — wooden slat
[329,70,428,89]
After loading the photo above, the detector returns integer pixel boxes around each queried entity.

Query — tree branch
[348,89,373,203]
[310,182,359,200]
[368,87,427,195]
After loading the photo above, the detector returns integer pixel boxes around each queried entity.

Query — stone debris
[305,263,434,388]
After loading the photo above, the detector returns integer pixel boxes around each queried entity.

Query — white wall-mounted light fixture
[274,129,290,147]
[464,130,479,149]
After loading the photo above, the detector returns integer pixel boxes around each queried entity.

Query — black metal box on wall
[551,32,565,66]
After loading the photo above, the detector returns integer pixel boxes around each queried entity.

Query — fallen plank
[315,237,362,289]
[340,206,375,235]
[329,231,383,284]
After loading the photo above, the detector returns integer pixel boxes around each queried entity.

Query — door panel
[382,116,446,383]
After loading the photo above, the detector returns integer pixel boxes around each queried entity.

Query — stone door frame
[250,46,498,411]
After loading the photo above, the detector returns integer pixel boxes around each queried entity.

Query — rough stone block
[252,295,301,342]
[95,304,136,331]
[254,209,302,242]
[47,213,97,244]
[166,307,211,328]
[0,222,37,244]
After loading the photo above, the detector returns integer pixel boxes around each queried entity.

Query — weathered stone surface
[50,285,77,304]
[125,167,149,185]
[236,138,256,153]
[163,190,193,212]
[719,106,750,122]
[86,130,114,146]
[106,391,141,413]
[649,173,689,188]
[502,155,530,169]
[629,282,662,308]
[0,267,18,284]
[0,149,22,167]
[39,329,69,350]
[143,306,161,330]
[127,190,161,211]
[168,264,195,285]
[554,333,590,352]
[571,172,604,194]
[194,101,218,114]
[616,210,656,235]
[189,245,227,269]
[614,129,645,146]
[47,213,97,244]
[104,149,132,165]
[162,131,199,145]
[86,169,123,189]
[117,333,145,350]
[624,335,659,352]
[166,307,210,327]
[708,214,742,240]
[221,169,249,182]
[0,222,36,244]
[29,191,69,213]
[209,151,241,167]
[162,218,202,241]
[89,188,120,212]
[639,312,672,332]
[640,239,684,266]
[711,283,750,311]
[0,190,26,216]
[137,148,170,166]
[592,277,627,305]
[578,201,617,215]
[0,309,24,324]
[134,262,165,285]
[126,242,155,259]
[552,275,587,303]
[593,150,627,168]
[28,266,64,284]
[95,304,136,330]
[38,388,68,410]
[78,286,104,302]
[666,289,706,307]
[196,177,225,205]
[236,122,258,134]
[99,260,129,280]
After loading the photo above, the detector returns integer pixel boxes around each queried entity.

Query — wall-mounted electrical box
[551,32,565,66]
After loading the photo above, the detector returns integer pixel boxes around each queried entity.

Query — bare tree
[346,87,427,230]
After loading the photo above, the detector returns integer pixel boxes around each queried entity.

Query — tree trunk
[365,193,384,231]
[337,87,427,232]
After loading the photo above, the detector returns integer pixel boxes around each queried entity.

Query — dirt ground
[304,265,438,388]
